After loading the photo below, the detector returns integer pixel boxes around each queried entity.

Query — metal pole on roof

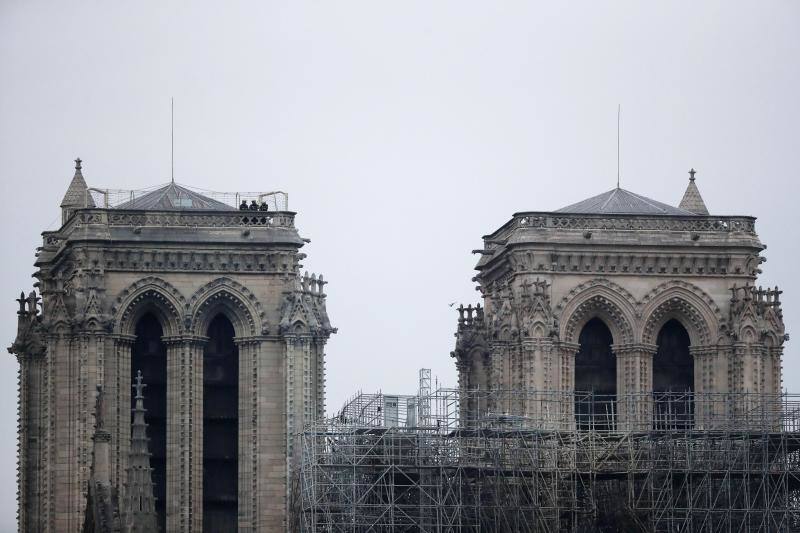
[171,98,175,184]
[617,104,621,189]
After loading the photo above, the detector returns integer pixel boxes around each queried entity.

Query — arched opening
[575,318,616,430]
[131,313,167,531]
[653,319,693,429]
[203,314,238,531]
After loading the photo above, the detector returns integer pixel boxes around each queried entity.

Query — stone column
[556,341,580,431]
[691,344,717,429]
[73,331,107,528]
[613,343,657,431]
[51,331,82,532]
[15,351,47,533]
[768,346,784,430]
[234,336,264,532]
[163,335,206,533]
[109,334,135,501]
[314,339,327,422]
[42,333,57,533]
[488,341,506,414]
[255,336,286,532]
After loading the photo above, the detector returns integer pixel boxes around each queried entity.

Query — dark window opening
[653,319,694,430]
[575,318,616,431]
[203,314,238,531]
[131,313,167,532]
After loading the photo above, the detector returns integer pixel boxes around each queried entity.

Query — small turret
[678,168,710,215]
[61,158,96,224]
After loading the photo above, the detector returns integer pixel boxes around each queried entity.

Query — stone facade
[10,161,334,532]
[453,179,788,428]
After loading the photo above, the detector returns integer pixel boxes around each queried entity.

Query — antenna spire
[171,98,174,183]
[616,104,621,189]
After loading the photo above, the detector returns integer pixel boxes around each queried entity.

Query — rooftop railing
[86,184,289,211]
[511,213,757,235]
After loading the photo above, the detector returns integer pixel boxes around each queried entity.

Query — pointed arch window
[575,318,616,430]
[653,319,694,429]
[203,314,239,531]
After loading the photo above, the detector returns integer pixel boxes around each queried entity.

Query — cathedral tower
[454,172,787,429]
[10,160,334,532]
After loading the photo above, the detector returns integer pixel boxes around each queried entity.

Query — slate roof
[113,182,235,211]
[555,187,695,216]
[678,177,710,215]
[60,159,96,208]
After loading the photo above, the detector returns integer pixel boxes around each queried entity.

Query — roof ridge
[623,189,670,214]
[599,188,618,211]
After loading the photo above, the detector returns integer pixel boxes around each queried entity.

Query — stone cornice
[161,334,209,346]
[110,333,137,342]
[611,343,658,355]
[234,335,274,345]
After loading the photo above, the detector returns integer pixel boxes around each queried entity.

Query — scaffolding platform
[297,390,800,532]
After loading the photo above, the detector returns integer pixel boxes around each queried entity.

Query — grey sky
[1,1,798,528]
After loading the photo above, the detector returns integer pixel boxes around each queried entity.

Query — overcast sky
[1,1,799,528]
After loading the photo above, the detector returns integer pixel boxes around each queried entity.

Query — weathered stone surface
[11,164,334,532]
[454,178,786,425]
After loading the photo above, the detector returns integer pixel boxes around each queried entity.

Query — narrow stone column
[187,336,206,533]
[234,336,263,532]
[109,335,135,502]
[163,335,205,533]
[691,345,712,428]
[314,339,327,422]
[556,341,580,431]
[613,343,657,431]
[51,332,81,532]
[488,341,506,414]
[257,336,286,532]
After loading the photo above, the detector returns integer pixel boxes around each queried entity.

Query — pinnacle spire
[60,157,96,208]
[122,370,158,533]
[678,168,709,215]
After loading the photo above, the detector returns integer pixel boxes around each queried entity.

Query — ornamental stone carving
[111,277,187,336]
[639,281,721,346]
[558,281,636,345]
[187,277,268,336]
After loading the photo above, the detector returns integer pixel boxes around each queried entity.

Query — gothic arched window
[131,313,167,531]
[575,318,616,430]
[653,319,693,429]
[203,314,239,531]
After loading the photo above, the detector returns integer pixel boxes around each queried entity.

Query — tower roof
[556,187,695,216]
[678,169,710,215]
[113,182,235,211]
[60,158,96,208]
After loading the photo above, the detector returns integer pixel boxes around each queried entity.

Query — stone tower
[10,159,334,532]
[453,172,787,428]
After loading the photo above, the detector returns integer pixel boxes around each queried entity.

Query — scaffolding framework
[298,390,800,532]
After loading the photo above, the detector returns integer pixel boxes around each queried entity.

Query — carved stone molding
[111,276,187,336]
[515,213,756,234]
[558,280,636,345]
[101,248,296,275]
[187,277,268,336]
[640,280,722,346]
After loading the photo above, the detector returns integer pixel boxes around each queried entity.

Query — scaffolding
[298,389,800,532]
